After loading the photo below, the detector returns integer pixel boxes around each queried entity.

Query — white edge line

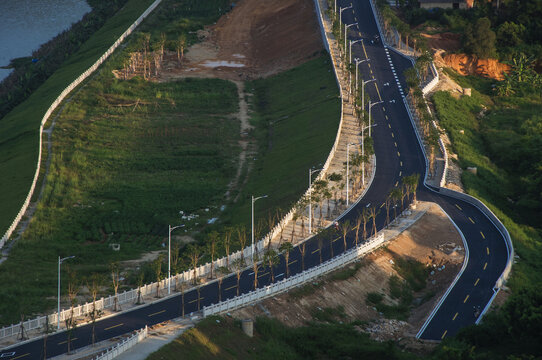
[415,203,470,338]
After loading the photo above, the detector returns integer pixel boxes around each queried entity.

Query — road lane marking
[480,231,485,239]
[58,338,78,345]
[385,115,389,120]
[361,40,368,58]
[225,285,236,291]
[312,249,320,254]
[400,161,403,167]
[453,312,458,321]
[382,107,386,112]
[105,323,124,331]
[395,181,399,187]
[289,259,298,265]
[276,273,284,278]
[469,217,475,224]
[487,247,490,255]
[189,297,203,304]
[388,123,391,128]
[397,151,400,157]
[380,203,385,208]
[464,295,469,303]
[484,262,488,270]
[399,171,402,177]
[12,354,30,360]
[455,204,462,210]
[371,81,382,101]
[391,132,394,138]
[474,278,480,286]
[394,142,397,147]
[368,63,371,68]
[258,272,269,278]
[148,309,166,317]
[441,330,447,339]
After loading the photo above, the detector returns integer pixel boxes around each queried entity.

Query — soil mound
[437,52,510,80]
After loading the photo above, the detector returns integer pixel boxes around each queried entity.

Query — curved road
[0,1,510,358]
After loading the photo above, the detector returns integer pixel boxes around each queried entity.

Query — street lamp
[354,57,370,93]
[251,194,268,262]
[349,39,362,64]
[339,5,353,39]
[368,100,384,137]
[58,255,75,330]
[344,23,357,61]
[361,78,376,122]
[309,168,323,234]
[360,123,377,186]
[168,224,185,295]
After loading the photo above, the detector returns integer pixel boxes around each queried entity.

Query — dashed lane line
[483,262,488,270]
[58,338,78,345]
[455,204,462,210]
[469,217,475,224]
[105,323,124,331]
[148,309,166,317]
[441,330,448,340]
[480,231,485,239]
[225,285,236,291]
[464,295,470,303]
[452,312,458,321]
[487,247,490,255]
[474,278,480,286]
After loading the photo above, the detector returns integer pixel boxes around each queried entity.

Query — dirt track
[157,0,323,81]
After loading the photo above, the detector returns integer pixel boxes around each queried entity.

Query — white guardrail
[203,233,385,317]
[0,0,353,341]
[0,0,164,247]
[93,326,148,360]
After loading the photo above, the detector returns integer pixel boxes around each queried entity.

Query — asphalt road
[0,1,511,358]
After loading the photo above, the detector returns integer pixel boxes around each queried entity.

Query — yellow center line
[368,63,371,68]
[480,231,485,239]
[225,284,236,291]
[464,295,470,303]
[452,312,458,321]
[388,123,391,128]
[355,16,358,21]
[374,82,382,101]
[361,40,368,59]
[395,181,399,187]
[455,204,462,210]
[469,217,475,224]
[358,31,362,36]
[484,262,488,270]
[441,330,448,340]
[397,151,400,157]
[258,272,269,278]
[189,297,204,304]
[105,323,124,331]
[289,259,298,265]
[332,238,340,243]
[400,161,403,166]
[12,354,30,360]
[312,249,320,254]
[399,171,402,177]
[382,107,386,112]
[391,133,394,138]
[380,203,385,208]
[487,247,490,255]
[474,278,480,286]
[394,142,398,147]
[58,338,78,345]
[148,309,166,317]
[385,115,389,120]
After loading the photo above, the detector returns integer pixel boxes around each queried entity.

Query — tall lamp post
[360,123,377,186]
[368,100,384,137]
[339,5,353,40]
[58,255,75,330]
[168,224,185,295]
[251,194,268,262]
[349,39,362,64]
[361,78,376,121]
[309,168,323,234]
[344,22,357,62]
[354,57,370,93]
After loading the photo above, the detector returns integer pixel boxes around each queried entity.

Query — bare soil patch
[231,203,464,351]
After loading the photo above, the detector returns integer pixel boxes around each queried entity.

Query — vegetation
[431,63,542,358]
[146,316,417,360]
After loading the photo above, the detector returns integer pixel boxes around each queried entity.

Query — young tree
[65,267,79,355]
[136,272,145,305]
[390,188,403,221]
[110,262,121,311]
[86,274,103,346]
[252,253,261,290]
[207,231,219,279]
[223,226,234,269]
[263,249,279,283]
[216,266,228,302]
[176,33,187,66]
[179,279,186,317]
[236,225,248,264]
[339,220,351,252]
[369,206,379,237]
[187,245,200,286]
[232,258,244,296]
[361,208,369,241]
[299,242,307,271]
[153,254,164,298]
[354,211,363,246]
[279,242,294,278]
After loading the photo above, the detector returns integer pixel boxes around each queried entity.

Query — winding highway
[0,0,511,358]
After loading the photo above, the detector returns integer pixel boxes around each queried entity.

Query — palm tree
[223,226,234,269]
[369,206,379,237]
[263,249,279,283]
[279,242,293,278]
[232,258,244,296]
[339,220,351,252]
[390,188,402,221]
[176,33,186,66]
[402,174,420,205]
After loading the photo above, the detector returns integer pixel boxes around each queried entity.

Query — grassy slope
[0,0,155,237]
[223,55,340,227]
[146,316,417,360]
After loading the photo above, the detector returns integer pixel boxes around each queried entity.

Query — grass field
[146,316,417,360]
[222,55,341,228]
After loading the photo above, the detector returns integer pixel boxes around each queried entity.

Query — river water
[0,0,91,83]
